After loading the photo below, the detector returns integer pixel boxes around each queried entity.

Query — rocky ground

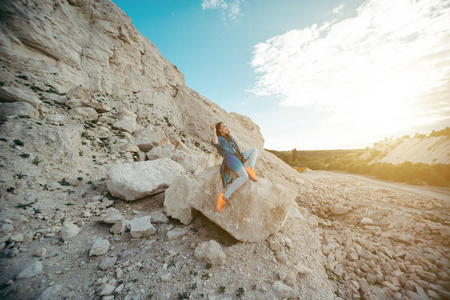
[297,171,450,299]
[1,144,449,300]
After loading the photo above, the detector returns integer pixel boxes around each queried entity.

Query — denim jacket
[211,136,247,188]
[211,136,241,157]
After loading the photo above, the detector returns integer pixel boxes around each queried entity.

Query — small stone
[89,238,110,256]
[110,220,127,235]
[129,216,156,238]
[1,224,14,233]
[114,284,124,293]
[97,199,114,209]
[34,248,47,257]
[194,240,226,266]
[99,283,115,296]
[99,257,117,270]
[8,248,19,258]
[61,223,80,241]
[360,217,374,226]
[17,261,43,279]
[295,264,312,275]
[276,251,288,265]
[10,233,24,242]
[272,281,295,298]
[347,252,358,261]
[167,228,188,240]
[150,211,169,223]
[99,208,124,224]
[37,284,64,300]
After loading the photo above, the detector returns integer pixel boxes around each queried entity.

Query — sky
[111,0,450,150]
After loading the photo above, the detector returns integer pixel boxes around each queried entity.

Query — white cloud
[201,0,243,21]
[332,4,345,15]
[250,0,450,144]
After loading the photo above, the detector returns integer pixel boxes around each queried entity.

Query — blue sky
[111,0,450,150]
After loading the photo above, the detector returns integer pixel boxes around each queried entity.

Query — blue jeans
[224,148,258,198]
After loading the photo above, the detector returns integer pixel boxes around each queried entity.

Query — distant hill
[267,127,450,187]
[362,127,450,165]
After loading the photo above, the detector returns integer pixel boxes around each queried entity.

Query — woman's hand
[211,123,218,145]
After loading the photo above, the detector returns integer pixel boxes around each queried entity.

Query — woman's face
[219,123,229,135]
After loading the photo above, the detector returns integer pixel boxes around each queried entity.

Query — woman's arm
[211,124,218,145]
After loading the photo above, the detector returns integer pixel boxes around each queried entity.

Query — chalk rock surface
[106,158,185,201]
[165,165,296,242]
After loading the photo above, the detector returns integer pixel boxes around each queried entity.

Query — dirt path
[309,170,450,202]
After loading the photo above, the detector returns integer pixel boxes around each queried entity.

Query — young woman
[211,122,258,212]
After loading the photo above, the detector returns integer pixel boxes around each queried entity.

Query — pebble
[17,261,43,279]
[61,223,80,241]
[167,227,188,240]
[1,224,14,233]
[99,257,117,270]
[10,233,24,242]
[34,247,47,257]
[89,238,110,256]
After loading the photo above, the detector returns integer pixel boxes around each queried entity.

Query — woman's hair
[215,122,232,142]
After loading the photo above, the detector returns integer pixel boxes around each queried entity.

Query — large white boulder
[0,102,39,118]
[164,165,296,242]
[106,158,185,201]
[133,125,169,152]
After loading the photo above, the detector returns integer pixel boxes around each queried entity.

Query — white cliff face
[0,0,335,299]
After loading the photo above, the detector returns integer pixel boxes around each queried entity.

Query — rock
[382,281,400,292]
[99,257,117,270]
[10,233,24,242]
[0,102,39,118]
[97,198,114,209]
[89,238,110,256]
[267,235,284,252]
[332,204,351,215]
[360,217,374,226]
[167,228,188,240]
[295,264,313,275]
[110,220,127,235]
[132,125,168,152]
[123,143,140,152]
[99,208,124,224]
[106,158,185,201]
[0,85,42,108]
[66,86,92,101]
[83,100,111,113]
[113,108,137,134]
[194,240,226,266]
[70,107,98,121]
[276,251,288,265]
[113,119,137,134]
[129,216,156,238]
[34,248,47,257]
[150,211,169,223]
[0,223,14,233]
[146,144,175,160]
[165,166,296,242]
[61,223,80,241]
[17,261,43,279]
[99,283,115,296]
[37,284,64,300]
[347,252,358,261]
[272,281,295,298]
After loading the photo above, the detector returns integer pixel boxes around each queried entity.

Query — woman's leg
[224,154,249,199]
[243,148,258,169]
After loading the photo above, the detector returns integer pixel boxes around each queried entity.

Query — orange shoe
[246,167,258,182]
[216,193,227,212]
